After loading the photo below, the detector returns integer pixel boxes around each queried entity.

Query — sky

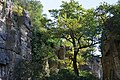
[41,0,118,18]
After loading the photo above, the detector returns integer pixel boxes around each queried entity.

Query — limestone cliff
[102,15,120,80]
[0,0,32,80]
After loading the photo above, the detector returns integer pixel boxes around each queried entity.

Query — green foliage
[49,0,101,76]
[12,5,23,16]
[14,0,57,79]
[49,0,101,51]
[95,1,120,32]
[12,0,107,79]
[24,0,44,28]
[31,24,56,79]
[13,60,32,80]
[12,0,120,79]
[27,1,60,79]
[45,69,97,80]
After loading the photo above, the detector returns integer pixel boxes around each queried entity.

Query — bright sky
[41,0,118,18]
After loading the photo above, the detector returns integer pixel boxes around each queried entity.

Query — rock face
[0,0,32,80]
[80,56,103,80]
[102,15,120,80]
[89,56,103,80]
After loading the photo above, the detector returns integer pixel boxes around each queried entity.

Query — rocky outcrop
[89,56,103,80]
[102,15,120,80]
[80,55,103,80]
[0,0,32,80]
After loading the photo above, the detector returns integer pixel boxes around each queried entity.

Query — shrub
[45,69,98,80]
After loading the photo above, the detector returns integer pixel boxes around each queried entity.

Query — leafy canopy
[49,0,101,76]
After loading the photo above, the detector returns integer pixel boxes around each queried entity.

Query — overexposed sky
[41,0,118,18]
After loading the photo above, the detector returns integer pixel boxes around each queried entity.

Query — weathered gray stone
[102,15,120,80]
[0,34,6,41]
[57,46,65,60]
[0,0,32,80]
[0,21,6,38]
[0,41,5,48]
[27,31,32,38]
[0,52,9,65]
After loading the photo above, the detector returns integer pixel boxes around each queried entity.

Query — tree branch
[77,34,83,48]
[62,36,73,43]
[78,41,100,49]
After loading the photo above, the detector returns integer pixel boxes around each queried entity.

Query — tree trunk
[73,50,79,76]
[102,31,120,80]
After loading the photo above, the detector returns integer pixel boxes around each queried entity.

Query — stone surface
[0,0,32,80]
[102,15,120,80]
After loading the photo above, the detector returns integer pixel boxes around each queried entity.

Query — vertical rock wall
[0,0,32,80]
[102,15,120,80]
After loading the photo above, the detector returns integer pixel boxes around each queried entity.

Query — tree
[49,0,101,76]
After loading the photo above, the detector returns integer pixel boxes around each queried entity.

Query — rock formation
[102,15,120,80]
[0,0,32,80]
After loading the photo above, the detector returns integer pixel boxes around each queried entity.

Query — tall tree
[49,0,101,76]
